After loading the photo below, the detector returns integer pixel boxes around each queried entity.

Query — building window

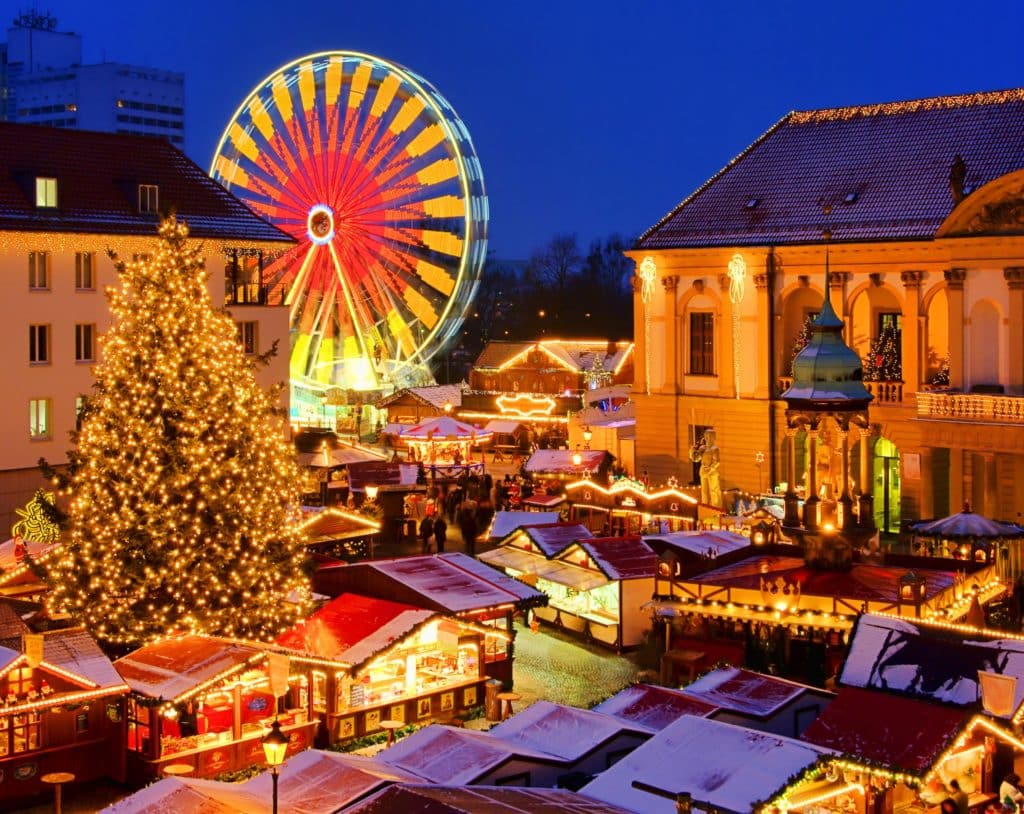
[126,699,151,753]
[7,667,33,696]
[138,184,159,213]
[4,712,42,755]
[29,324,50,364]
[29,251,49,290]
[75,323,95,362]
[688,312,715,375]
[30,399,51,439]
[35,176,57,208]
[75,252,95,290]
[238,321,258,356]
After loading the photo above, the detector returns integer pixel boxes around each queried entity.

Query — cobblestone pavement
[511,622,641,710]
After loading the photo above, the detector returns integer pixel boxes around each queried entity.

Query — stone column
[945,268,967,390]
[784,426,801,527]
[631,276,647,393]
[1005,268,1024,392]
[858,427,875,530]
[803,428,819,530]
[838,428,854,530]
[901,271,924,394]
[829,271,850,317]
[919,447,935,519]
[717,274,735,398]
[754,272,772,399]
[949,448,965,513]
[662,275,680,394]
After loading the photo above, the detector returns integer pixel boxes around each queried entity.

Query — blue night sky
[40,1,1024,258]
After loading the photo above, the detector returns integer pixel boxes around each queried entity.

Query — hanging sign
[268,653,290,698]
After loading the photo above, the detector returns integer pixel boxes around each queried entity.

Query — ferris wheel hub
[307,204,335,245]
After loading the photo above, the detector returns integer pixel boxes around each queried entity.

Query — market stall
[565,477,700,536]
[398,416,492,479]
[115,636,317,779]
[275,593,510,744]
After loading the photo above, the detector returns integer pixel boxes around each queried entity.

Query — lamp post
[262,719,291,814]
[582,426,593,450]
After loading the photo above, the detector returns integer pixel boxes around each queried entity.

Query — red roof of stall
[801,687,970,773]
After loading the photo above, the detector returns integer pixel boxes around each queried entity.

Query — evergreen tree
[788,315,815,376]
[44,216,310,649]
[864,323,902,381]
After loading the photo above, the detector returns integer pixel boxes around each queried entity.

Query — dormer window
[35,177,57,208]
[138,184,159,213]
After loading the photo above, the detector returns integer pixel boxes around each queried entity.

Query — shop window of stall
[126,698,151,752]
[313,672,328,713]
[7,666,33,696]
[7,712,41,754]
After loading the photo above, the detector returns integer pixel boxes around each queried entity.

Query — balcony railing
[775,377,904,405]
[916,390,1024,423]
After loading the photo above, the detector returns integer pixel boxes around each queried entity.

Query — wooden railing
[776,377,904,404]
[916,390,1024,423]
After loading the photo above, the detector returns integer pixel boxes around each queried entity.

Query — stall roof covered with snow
[839,613,1024,717]
[581,715,833,814]
[377,724,564,785]
[682,666,828,720]
[525,449,608,475]
[488,700,648,762]
[500,523,594,557]
[241,749,424,814]
[101,776,264,814]
[114,636,264,703]
[314,553,546,615]
[800,686,970,774]
[487,511,561,541]
[575,537,657,581]
[346,784,636,814]
[592,684,718,734]
[643,530,752,558]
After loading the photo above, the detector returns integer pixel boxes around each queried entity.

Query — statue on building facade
[690,429,723,507]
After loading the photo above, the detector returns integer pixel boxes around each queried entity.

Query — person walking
[433,517,448,553]
[419,515,434,554]
[459,511,479,558]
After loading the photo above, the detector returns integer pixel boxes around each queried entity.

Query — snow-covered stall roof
[577,537,657,581]
[276,593,433,668]
[488,700,648,761]
[503,523,594,557]
[525,449,607,475]
[682,666,823,720]
[376,725,563,785]
[581,715,832,814]
[800,686,969,774]
[840,613,1024,715]
[101,777,263,813]
[241,749,424,814]
[487,511,561,541]
[115,636,265,702]
[43,627,126,691]
[593,684,718,734]
[642,530,751,557]
[345,784,636,813]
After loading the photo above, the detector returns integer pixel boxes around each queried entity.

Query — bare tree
[525,234,582,309]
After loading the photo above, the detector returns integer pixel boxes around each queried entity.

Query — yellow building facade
[629,90,1024,532]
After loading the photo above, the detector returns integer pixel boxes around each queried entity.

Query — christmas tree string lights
[43,215,310,649]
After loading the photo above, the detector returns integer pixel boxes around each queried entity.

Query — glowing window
[35,177,57,208]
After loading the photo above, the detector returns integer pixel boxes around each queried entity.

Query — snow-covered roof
[593,684,718,734]
[487,511,561,541]
[101,777,263,814]
[43,628,125,691]
[504,523,594,557]
[241,749,423,814]
[683,666,824,719]
[525,449,607,474]
[483,419,525,435]
[346,784,636,813]
[840,613,1024,715]
[642,530,751,557]
[488,700,648,761]
[377,384,466,410]
[0,644,19,672]
[581,715,832,814]
[577,537,657,581]
[115,636,264,701]
[377,725,563,784]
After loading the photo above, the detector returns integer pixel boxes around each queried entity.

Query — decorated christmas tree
[863,323,902,381]
[43,216,310,649]
[788,315,814,376]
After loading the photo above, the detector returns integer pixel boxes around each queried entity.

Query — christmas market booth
[313,552,547,685]
[114,636,317,780]
[298,507,381,563]
[564,476,701,536]
[479,524,658,649]
[396,415,492,479]
[274,593,510,744]
[0,625,129,807]
[0,536,61,601]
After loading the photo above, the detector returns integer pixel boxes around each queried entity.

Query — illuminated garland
[41,216,311,648]
[791,88,1024,124]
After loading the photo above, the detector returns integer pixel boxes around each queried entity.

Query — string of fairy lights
[43,216,311,648]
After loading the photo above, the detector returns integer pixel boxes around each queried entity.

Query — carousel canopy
[401,415,490,441]
[910,504,1024,539]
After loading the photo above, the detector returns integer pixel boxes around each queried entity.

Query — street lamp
[582,426,593,449]
[572,450,583,468]
[261,719,291,814]
[443,401,453,414]
[365,484,379,501]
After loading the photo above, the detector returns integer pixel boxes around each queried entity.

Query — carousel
[910,504,1024,578]
[399,416,492,478]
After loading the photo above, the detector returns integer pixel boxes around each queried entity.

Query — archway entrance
[873,437,901,534]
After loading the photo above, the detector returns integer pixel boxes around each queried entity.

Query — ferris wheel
[211,51,487,397]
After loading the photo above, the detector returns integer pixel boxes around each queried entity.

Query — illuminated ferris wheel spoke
[211,51,486,394]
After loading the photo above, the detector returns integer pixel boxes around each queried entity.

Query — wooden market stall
[564,477,700,536]
[274,593,510,744]
[114,636,317,779]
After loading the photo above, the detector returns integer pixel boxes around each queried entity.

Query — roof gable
[488,700,647,760]
[638,88,1024,249]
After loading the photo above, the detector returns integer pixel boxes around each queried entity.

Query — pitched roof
[581,715,832,814]
[682,666,821,719]
[637,88,1024,249]
[43,627,125,691]
[0,600,30,649]
[503,523,593,558]
[377,384,466,410]
[0,122,291,243]
[576,537,656,581]
[275,593,432,667]
[347,785,634,814]
[801,686,969,774]
[593,684,718,733]
[486,511,562,541]
[488,700,648,761]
